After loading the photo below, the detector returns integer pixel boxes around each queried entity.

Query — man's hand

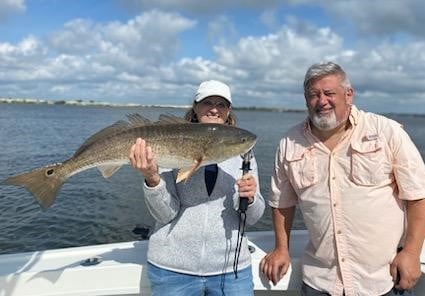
[260,247,291,286]
[390,248,421,290]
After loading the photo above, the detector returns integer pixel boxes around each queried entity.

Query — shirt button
[333,203,337,207]
[341,258,345,262]
[337,230,342,234]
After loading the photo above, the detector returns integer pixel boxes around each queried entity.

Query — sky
[0,0,425,114]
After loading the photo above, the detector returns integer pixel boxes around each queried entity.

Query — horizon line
[1,97,424,117]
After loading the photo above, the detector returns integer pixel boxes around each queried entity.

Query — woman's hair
[184,103,237,126]
[304,62,352,92]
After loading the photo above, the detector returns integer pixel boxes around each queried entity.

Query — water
[0,103,424,255]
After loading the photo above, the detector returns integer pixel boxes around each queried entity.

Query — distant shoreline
[1,97,424,117]
[0,97,306,113]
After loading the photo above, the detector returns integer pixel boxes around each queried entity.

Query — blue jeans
[147,262,254,296]
[301,282,415,296]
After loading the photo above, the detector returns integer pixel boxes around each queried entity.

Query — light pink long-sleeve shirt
[269,106,425,296]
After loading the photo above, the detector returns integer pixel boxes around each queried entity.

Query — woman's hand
[236,174,256,204]
[129,138,160,187]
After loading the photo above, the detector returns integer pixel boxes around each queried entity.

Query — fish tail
[1,163,66,209]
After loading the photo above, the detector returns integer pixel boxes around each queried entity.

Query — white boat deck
[0,230,424,296]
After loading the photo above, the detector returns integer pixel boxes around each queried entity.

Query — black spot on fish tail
[1,163,66,209]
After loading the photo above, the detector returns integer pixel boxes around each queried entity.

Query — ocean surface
[0,103,424,255]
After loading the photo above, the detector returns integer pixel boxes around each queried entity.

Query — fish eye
[45,169,54,176]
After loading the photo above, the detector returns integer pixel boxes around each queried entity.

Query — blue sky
[1,0,425,114]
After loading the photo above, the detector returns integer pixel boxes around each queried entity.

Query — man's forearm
[404,198,425,255]
[272,206,295,250]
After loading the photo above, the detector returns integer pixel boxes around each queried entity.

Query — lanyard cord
[233,151,252,278]
[233,211,247,278]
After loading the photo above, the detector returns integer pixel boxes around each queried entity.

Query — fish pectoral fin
[176,158,203,183]
[98,164,122,179]
[176,168,192,183]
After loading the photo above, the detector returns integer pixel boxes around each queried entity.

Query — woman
[129,80,265,295]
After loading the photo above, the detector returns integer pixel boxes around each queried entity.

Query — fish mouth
[241,133,257,152]
[247,139,257,151]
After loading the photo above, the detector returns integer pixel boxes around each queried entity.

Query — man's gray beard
[311,111,339,131]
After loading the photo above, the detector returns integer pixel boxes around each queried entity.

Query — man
[260,62,425,296]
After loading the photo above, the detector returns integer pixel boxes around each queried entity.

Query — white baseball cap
[194,80,232,104]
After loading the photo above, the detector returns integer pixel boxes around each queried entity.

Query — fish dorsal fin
[157,113,188,125]
[176,157,204,183]
[98,164,122,179]
[126,113,152,127]
[73,114,153,157]
[73,120,130,157]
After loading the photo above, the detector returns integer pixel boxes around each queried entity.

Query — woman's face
[193,96,231,124]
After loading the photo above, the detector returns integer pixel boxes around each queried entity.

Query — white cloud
[177,19,425,111]
[121,0,282,14]
[0,10,197,101]
[0,36,47,75]
[0,0,25,21]
[49,19,101,54]
[122,0,424,39]
[259,9,279,29]
[207,15,238,46]
[320,0,425,37]
[49,10,196,68]
[1,3,425,113]
[212,23,347,90]
[344,40,425,94]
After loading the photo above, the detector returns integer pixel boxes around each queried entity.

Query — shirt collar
[303,116,310,133]
[348,105,359,126]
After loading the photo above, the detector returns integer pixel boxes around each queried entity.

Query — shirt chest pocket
[285,148,317,190]
[350,139,387,186]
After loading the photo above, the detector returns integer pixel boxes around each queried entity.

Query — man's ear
[345,88,354,105]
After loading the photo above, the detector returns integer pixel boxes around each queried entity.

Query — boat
[0,230,424,295]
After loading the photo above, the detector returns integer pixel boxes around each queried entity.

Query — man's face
[305,74,353,131]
